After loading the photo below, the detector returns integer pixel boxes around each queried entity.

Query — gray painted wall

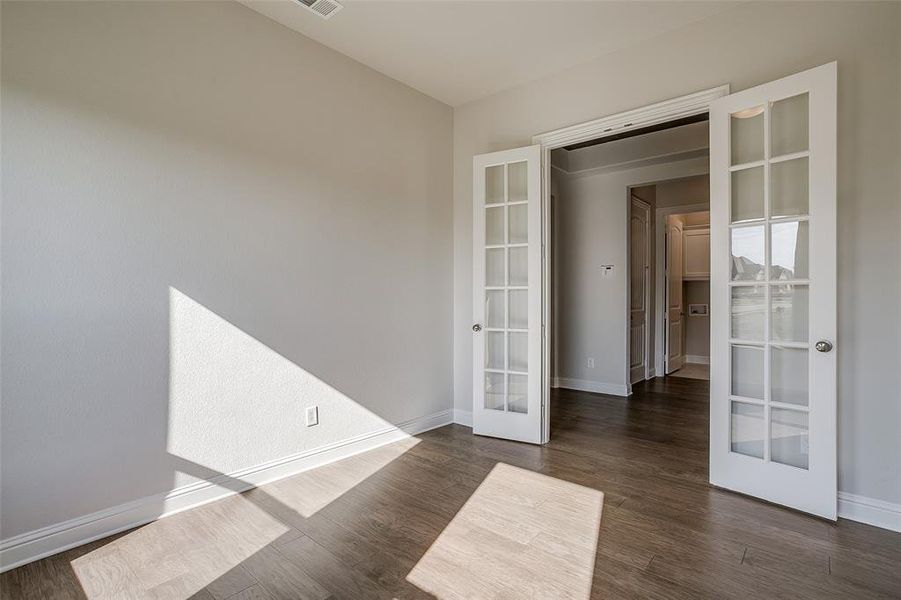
[1,1,453,539]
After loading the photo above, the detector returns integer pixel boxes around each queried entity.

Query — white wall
[553,158,707,392]
[1,0,453,542]
[453,1,901,506]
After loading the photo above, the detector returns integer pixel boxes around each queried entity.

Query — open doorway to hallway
[629,179,711,383]
[548,118,710,401]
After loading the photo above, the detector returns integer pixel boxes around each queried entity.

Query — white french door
[472,145,542,444]
[709,63,837,519]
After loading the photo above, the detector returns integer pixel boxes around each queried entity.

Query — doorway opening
[548,120,711,405]
[544,120,714,517]
[661,206,710,381]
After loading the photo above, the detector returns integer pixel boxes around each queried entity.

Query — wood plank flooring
[3,377,900,599]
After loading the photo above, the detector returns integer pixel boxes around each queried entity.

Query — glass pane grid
[728,97,810,469]
[729,160,766,172]
[770,400,810,412]
[483,160,529,415]
[502,162,509,412]
[770,150,809,165]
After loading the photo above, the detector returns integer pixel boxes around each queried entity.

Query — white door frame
[532,85,729,443]
[654,202,709,376]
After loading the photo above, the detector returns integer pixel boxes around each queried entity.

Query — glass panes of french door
[728,92,811,470]
[484,161,529,414]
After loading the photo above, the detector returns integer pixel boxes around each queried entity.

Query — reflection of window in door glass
[771,221,808,280]
[731,226,765,281]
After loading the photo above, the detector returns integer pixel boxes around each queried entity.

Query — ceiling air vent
[295,0,343,20]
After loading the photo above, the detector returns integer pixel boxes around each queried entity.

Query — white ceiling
[237,1,739,106]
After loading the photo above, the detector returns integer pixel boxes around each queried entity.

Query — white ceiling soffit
[552,121,709,176]
[237,1,739,107]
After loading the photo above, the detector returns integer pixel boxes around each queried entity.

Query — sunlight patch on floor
[260,436,421,517]
[70,493,289,599]
[68,436,421,598]
[406,462,604,599]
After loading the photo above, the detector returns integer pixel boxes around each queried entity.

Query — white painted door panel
[665,216,684,373]
[683,228,711,279]
[630,197,650,384]
[709,62,837,519]
[472,145,542,444]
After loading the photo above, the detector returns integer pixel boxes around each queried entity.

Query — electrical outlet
[305,405,319,427]
[587,357,595,368]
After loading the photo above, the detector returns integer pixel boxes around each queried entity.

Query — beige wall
[454,1,901,505]
[1,0,453,541]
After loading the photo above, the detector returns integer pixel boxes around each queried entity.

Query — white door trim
[532,85,730,443]
[532,86,731,149]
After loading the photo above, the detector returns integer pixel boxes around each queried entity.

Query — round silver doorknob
[472,323,482,332]
[815,340,833,353]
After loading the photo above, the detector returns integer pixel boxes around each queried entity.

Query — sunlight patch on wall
[406,463,604,599]
[167,287,403,489]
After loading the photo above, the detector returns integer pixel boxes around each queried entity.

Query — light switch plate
[305,405,319,427]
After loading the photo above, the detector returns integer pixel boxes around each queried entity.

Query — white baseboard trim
[0,408,453,573]
[685,355,710,365]
[838,492,901,533]
[555,377,630,397]
[453,409,473,427]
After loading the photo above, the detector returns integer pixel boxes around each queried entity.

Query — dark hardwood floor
[3,377,900,599]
